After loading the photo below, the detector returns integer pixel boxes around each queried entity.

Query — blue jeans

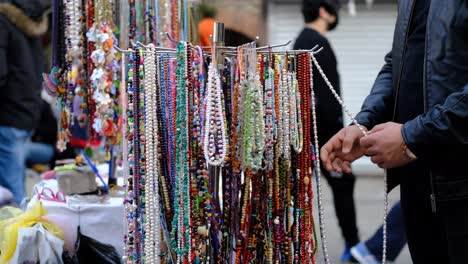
[0,126,30,204]
[26,142,55,165]
[365,201,407,261]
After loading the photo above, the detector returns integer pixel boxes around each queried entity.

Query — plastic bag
[0,206,23,222]
[0,201,64,263]
[8,223,64,264]
[76,226,121,264]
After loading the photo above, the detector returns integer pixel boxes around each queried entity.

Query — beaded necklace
[123,51,136,263]
[158,55,173,222]
[264,65,276,171]
[289,67,303,154]
[203,62,228,166]
[171,42,191,262]
[239,44,265,171]
[131,49,144,262]
[189,49,208,261]
[143,44,161,264]
[296,53,317,263]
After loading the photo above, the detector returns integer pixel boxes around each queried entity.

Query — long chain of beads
[240,73,265,171]
[238,44,265,171]
[159,55,173,222]
[295,53,316,264]
[264,66,276,171]
[203,63,228,166]
[277,56,291,163]
[191,47,207,264]
[289,70,303,154]
[186,44,194,264]
[143,44,161,264]
[154,55,173,261]
[136,49,147,263]
[123,51,136,263]
[171,42,191,261]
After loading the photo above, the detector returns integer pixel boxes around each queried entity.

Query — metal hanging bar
[256,40,293,50]
[136,41,177,51]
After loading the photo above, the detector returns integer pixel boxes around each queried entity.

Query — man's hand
[320,125,367,174]
[360,122,413,169]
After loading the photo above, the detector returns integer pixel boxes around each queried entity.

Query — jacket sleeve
[402,84,468,159]
[0,19,8,88]
[354,51,394,129]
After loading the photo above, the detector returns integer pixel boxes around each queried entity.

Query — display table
[39,197,125,256]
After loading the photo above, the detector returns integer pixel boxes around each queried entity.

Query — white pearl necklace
[143,44,161,264]
[203,63,228,166]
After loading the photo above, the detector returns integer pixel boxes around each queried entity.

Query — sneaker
[341,246,359,263]
[350,243,380,264]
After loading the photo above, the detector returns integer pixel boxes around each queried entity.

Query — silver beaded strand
[309,55,330,264]
[310,54,388,264]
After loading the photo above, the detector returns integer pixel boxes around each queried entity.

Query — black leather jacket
[355,0,468,205]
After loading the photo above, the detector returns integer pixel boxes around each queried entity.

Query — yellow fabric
[0,201,64,263]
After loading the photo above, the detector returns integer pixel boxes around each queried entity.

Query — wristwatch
[402,144,417,161]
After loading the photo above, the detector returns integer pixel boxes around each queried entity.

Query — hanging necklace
[289,66,303,154]
[295,53,317,263]
[171,42,191,262]
[264,61,276,171]
[239,44,265,171]
[203,63,228,166]
[143,44,161,264]
[159,54,173,221]
[123,50,136,263]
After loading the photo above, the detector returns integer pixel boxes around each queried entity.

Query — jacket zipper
[423,2,437,213]
[392,0,417,121]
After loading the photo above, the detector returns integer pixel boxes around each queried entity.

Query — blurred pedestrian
[198,3,217,47]
[294,1,360,262]
[0,0,51,204]
[351,201,407,264]
[26,97,57,169]
[321,0,468,263]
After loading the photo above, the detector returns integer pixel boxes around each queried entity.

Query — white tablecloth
[40,197,125,256]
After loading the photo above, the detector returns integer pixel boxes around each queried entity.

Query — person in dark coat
[321,0,468,263]
[0,0,50,204]
[294,1,360,262]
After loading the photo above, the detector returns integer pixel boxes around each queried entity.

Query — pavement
[314,161,413,264]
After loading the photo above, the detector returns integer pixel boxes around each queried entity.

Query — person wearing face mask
[294,1,360,263]
[0,0,51,205]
